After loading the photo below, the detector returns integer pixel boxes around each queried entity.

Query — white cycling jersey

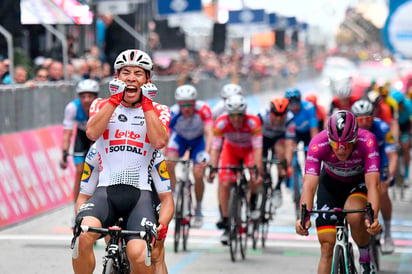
[80,143,171,196]
[89,99,171,191]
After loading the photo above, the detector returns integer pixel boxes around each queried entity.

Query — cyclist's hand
[59,151,69,169]
[365,218,381,235]
[207,166,217,183]
[141,83,158,111]
[295,219,311,236]
[156,223,168,241]
[255,174,264,186]
[108,79,126,106]
[196,151,210,167]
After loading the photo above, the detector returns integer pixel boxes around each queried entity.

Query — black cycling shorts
[76,185,156,242]
[315,169,367,230]
[74,129,93,157]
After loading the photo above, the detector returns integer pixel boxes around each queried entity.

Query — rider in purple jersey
[296,110,381,274]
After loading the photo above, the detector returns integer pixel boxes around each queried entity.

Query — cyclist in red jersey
[296,110,381,273]
[208,94,264,245]
[73,49,170,274]
[305,93,327,131]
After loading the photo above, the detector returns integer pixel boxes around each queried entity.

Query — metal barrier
[0,67,318,135]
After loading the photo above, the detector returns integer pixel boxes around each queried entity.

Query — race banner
[0,125,74,227]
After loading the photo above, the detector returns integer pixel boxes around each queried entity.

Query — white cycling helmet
[224,94,247,114]
[175,84,198,101]
[114,49,153,74]
[351,99,374,116]
[76,79,99,94]
[334,83,352,98]
[220,83,242,99]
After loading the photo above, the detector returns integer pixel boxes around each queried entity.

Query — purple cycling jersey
[305,129,380,183]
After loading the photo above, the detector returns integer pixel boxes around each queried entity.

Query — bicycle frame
[301,203,374,274]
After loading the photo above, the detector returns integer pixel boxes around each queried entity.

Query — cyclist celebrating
[211,83,243,120]
[77,144,173,274]
[60,79,99,204]
[391,90,412,187]
[208,94,264,245]
[166,84,213,228]
[72,49,170,274]
[352,99,398,254]
[257,97,296,207]
[296,110,381,274]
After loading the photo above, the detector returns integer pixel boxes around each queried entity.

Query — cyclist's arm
[204,123,213,154]
[145,106,169,149]
[86,100,115,140]
[157,192,174,227]
[299,174,319,211]
[62,129,73,155]
[387,150,398,180]
[285,139,295,166]
[365,172,380,220]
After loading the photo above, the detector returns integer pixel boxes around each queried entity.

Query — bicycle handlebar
[80,225,147,238]
[300,202,374,229]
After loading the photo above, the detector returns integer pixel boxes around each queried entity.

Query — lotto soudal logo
[114,129,141,140]
[109,145,146,155]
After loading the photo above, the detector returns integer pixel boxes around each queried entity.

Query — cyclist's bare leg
[73,163,83,202]
[193,165,205,210]
[218,180,230,218]
[152,240,167,274]
[72,216,102,274]
[317,232,335,274]
[345,196,369,247]
[127,239,153,274]
[380,180,392,237]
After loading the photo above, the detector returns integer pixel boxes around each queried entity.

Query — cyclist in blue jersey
[284,88,318,147]
[60,79,99,204]
[352,99,398,254]
[391,90,412,187]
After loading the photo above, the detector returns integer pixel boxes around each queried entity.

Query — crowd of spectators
[0,40,315,93]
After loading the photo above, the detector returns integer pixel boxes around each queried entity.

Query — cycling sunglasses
[179,102,195,108]
[329,139,356,150]
[356,116,373,123]
[229,113,244,118]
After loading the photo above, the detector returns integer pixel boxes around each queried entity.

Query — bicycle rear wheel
[332,245,346,274]
[228,185,239,262]
[174,181,184,253]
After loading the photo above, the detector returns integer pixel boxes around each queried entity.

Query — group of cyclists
[63,47,412,274]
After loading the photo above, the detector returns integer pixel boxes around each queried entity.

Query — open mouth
[126,86,137,93]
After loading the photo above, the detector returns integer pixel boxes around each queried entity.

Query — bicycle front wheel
[239,192,249,259]
[174,181,184,253]
[332,245,346,274]
[103,258,117,274]
[228,185,238,262]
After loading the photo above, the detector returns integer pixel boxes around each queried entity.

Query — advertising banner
[0,125,74,227]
